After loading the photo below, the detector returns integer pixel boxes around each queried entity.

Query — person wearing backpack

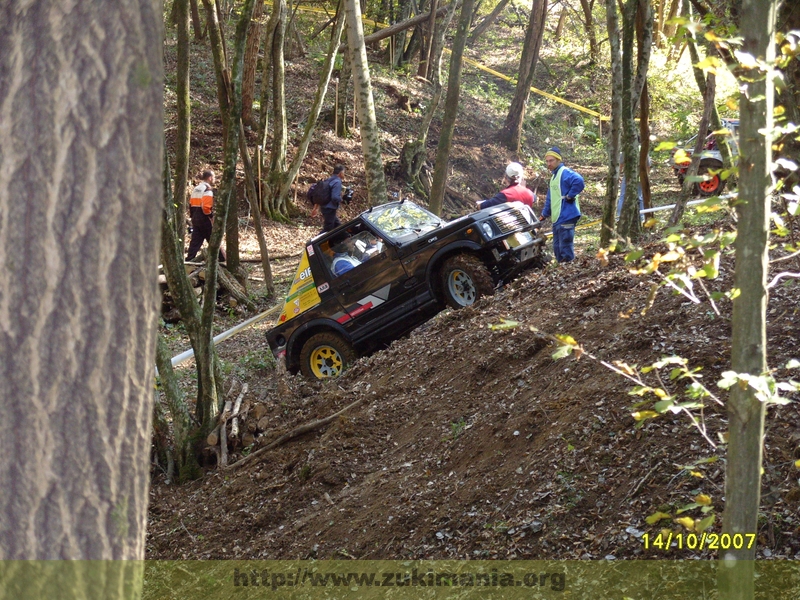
[319,164,345,233]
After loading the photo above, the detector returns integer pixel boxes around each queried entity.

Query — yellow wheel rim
[309,345,344,378]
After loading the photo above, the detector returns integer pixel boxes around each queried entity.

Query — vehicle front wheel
[299,332,357,380]
[439,254,495,309]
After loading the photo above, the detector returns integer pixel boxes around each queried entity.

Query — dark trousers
[321,207,341,233]
[186,213,225,262]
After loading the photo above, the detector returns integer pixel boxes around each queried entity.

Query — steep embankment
[147,246,800,561]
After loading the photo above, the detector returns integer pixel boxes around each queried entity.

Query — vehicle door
[321,223,416,338]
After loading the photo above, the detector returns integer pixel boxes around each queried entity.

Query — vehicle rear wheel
[696,162,726,197]
[439,254,494,309]
[299,332,357,380]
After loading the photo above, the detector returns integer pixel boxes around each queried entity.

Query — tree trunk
[638,80,651,209]
[600,0,623,247]
[394,0,413,65]
[337,4,453,54]
[555,6,567,39]
[578,0,599,63]
[241,0,265,126]
[174,0,192,242]
[202,0,231,147]
[662,0,680,40]
[275,2,347,209]
[345,0,389,205]
[337,51,353,137]
[668,73,715,226]
[269,0,288,177]
[617,0,652,243]
[190,0,206,40]
[0,0,162,578]
[498,0,548,152]
[417,0,438,78]
[718,4,776,595]
[468,0,511,46]
[428,0,476,215]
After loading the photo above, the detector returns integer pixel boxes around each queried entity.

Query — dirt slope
[147,246,800,561]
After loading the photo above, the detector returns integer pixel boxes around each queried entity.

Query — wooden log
[336,4,452,54]
[242,432,255,447]
[219,400,232,468]
[229,383,248,439]
[217,267,255,310]
[207,425,220,447]
[247,420,258,433]
[252,404,268,421]
[257,416,270,432]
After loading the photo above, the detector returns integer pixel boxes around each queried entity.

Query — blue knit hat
[545,147,562,161]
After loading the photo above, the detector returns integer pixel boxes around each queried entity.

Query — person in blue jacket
[541,147,584,263]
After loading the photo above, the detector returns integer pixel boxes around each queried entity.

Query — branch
[226,397,365,470]
[767,272,800,289]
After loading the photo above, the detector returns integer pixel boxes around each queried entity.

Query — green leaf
[625,249,644,263]
[552,345,573,360]
[696,514,716,533]
[669,368,683,380]
[718,371,739,389]
[787,359,800,370]
[654,141,677,151]
[654,399,675,413]
[677,503,700,514]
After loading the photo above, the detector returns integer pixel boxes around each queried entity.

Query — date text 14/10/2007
[643,532,756,552]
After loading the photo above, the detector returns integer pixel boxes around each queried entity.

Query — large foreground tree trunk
[0,0,163,577]
[718,1,777,598]
[498,0,548,152]
[428,0,476,215]
[345,0,388,205]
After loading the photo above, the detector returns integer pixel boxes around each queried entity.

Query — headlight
[480,222,494,238]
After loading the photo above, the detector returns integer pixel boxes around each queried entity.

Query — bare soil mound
[147,242,800,561]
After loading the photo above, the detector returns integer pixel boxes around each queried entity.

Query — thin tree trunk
[202,0,231,147]
[638,80,651,209]
[242,0,266,126]
[601,0,623,247]
[337,51,353,137]
[468,0,511,46]
[0,0,162,576]
[428,0,476,214]
[555,6,567,39]
[345,0,389,204]
[269,0,288,177]
[668,73,715,226]
[174,0,192,242]
[199,0,258,432]
[662,0,679,39]
[419,0,438,78]
[276,2,346,209]
[578,0,599,63]
[617,0,652,243]
[190,0,206,40]
[719,3,776,598]
[498,0,548,152]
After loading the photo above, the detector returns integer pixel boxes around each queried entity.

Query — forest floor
[148,14,800,561]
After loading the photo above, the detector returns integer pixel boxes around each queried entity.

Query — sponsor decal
[276,250,322,324]
[307,245,315,256]
[317,282,330,294]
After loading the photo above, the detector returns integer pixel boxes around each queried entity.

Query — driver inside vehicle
[329,231,384,276]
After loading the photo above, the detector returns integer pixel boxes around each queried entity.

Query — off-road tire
[439,254,495,309]
[695,161,726,197]
[299,332,357,380]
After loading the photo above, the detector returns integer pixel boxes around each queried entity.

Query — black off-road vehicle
[267,200,547,379]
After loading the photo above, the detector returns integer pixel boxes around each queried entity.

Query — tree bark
[190,0,206,40]
[600,0,623,247]
[638,79,651,209]
[202,0,231,147]
[467,0,511,46]
[276,2,347,209]
[0,0,162,578]
[578,0,599,63]
[617,0,653,243]
[718,2,776,596]
[498,0,548,152]
[345,0,389,205]
[174,0,192,243]
[269,0,288,177]
[241,0,266,126]
[428,0,476,214]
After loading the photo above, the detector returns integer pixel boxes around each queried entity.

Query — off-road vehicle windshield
[363,202,442,242]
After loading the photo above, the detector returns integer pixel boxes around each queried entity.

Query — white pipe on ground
[639,193,735,215]
[170,304,282,368]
